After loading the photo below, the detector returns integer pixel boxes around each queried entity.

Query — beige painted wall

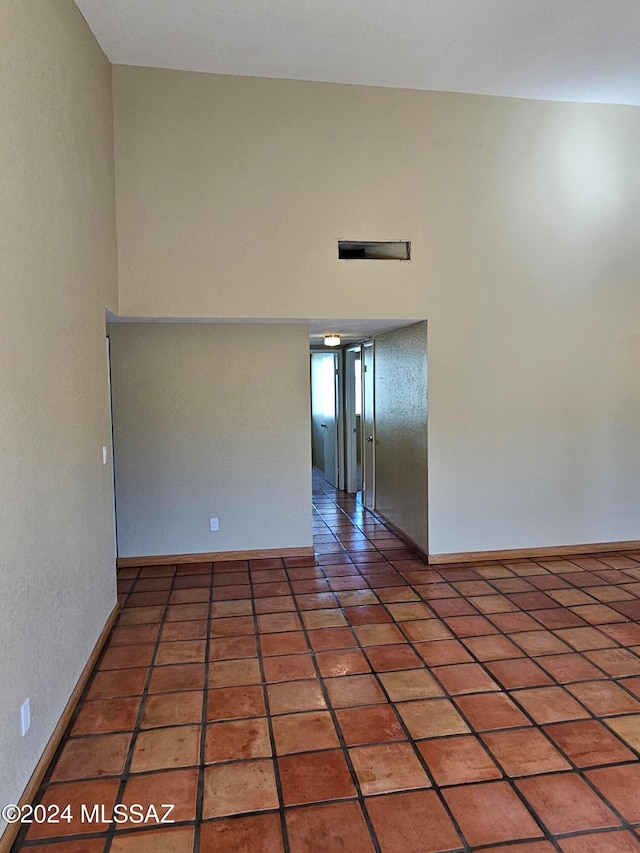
[108,323,312,558]
[113,66,640,555]
[374,323,428,553]
[0,0,118,829]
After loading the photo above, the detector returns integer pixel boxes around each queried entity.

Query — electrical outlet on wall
[209,517,219,532]
[21,698,30,736]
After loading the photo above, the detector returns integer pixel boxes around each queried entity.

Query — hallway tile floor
[11,473,640,851]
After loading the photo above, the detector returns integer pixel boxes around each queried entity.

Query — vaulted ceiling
[76,0,640,106]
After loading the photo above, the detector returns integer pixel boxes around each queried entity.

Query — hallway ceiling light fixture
[324,334,341,347]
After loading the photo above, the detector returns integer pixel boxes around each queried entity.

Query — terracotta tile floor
[12,473,640,852]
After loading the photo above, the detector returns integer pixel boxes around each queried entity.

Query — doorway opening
[310,339,375,510]
[310,350,340,488]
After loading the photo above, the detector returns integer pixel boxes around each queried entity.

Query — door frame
[344,345,362,494]
[310,348,342,488]
[361,340,375,509]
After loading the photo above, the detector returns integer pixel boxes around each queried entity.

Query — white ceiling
[76,0,640,105]
[106,313,416,346]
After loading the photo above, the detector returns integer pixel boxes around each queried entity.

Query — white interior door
[362,341,375,509]
[310,351,338,486]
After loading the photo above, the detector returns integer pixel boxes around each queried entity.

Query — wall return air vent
[338,240,411,260]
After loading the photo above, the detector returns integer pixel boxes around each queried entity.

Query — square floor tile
[545,719,636,767]
[205,717,272,762]
[344,604,392,624]
[51,732,131,782]
[365,790,462,853]
[272,711,339,754]
[148,663,205,693]
[141,691,202,728]
[566,680,640,716]
[469,594,518,614]
[267,679,326,714]
[336,702,405,746]
[254,594,296,614]
[414,639,474,666]
[603,714,640,750]
[161,619,207,641]
[118,767,198,824]
[585,648,640,677]
[286,801,375,853]
[533,609,587,630]
[307,627,358,651]
[260,631,309,655]
[203,759,279,817]
[210,636,258,660]
[155,639,207,665]
[489,612,542,633]
[209,615,255,637]
[200,813,284,853]
[396,698,469,738]
[165,604,209,622]
[207,685,266,720]
[211,599,253,617]
[303,609,347,629]
[379,668,443,701]
[535,652,604,683]
[512,631,571,656]
[325,673,386,708]
[87,668,148,700]
[586,763,640,824]
[209,657,262,687]
[418,735,502,786]
[111,826,195,852]
[257,612,302,633]
[481,728,570,776]
[443,781,543,847]
[130,725,200,772]
[558,831,640,853]
[430,597,478,617]
[112,624,160,645]
[463,635,523,661]
[401,620,453,642]
[171,587,210,604]
[118,606,164,625]
[455,693,530,731]
[349,742,430,795]
[432,663,499,695]
[516,772,621,834]
[601,623,640,645]
[444,615,499,637]
[354,624,406,646]
[485,659,553,690]
[335,589,378,604]
[25,778,121,840]
[71,697,140,735]
[263,654,316,682]
[99,644,155,670]
[376,586,420,603]
[570,604,626,624]
[316,648,371,676]
[555,627,617,651]
[386,602,433,621]
[511,686,591,724]
[278,749,356,805]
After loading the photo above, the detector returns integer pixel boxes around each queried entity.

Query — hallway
[12,477,640,851]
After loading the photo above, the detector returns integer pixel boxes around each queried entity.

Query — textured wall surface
[0,0,118,829]
[108,323,312,557]
[113,66,640,555]
[374,323,429,553]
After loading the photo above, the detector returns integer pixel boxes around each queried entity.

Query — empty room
[2,1,640,851]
